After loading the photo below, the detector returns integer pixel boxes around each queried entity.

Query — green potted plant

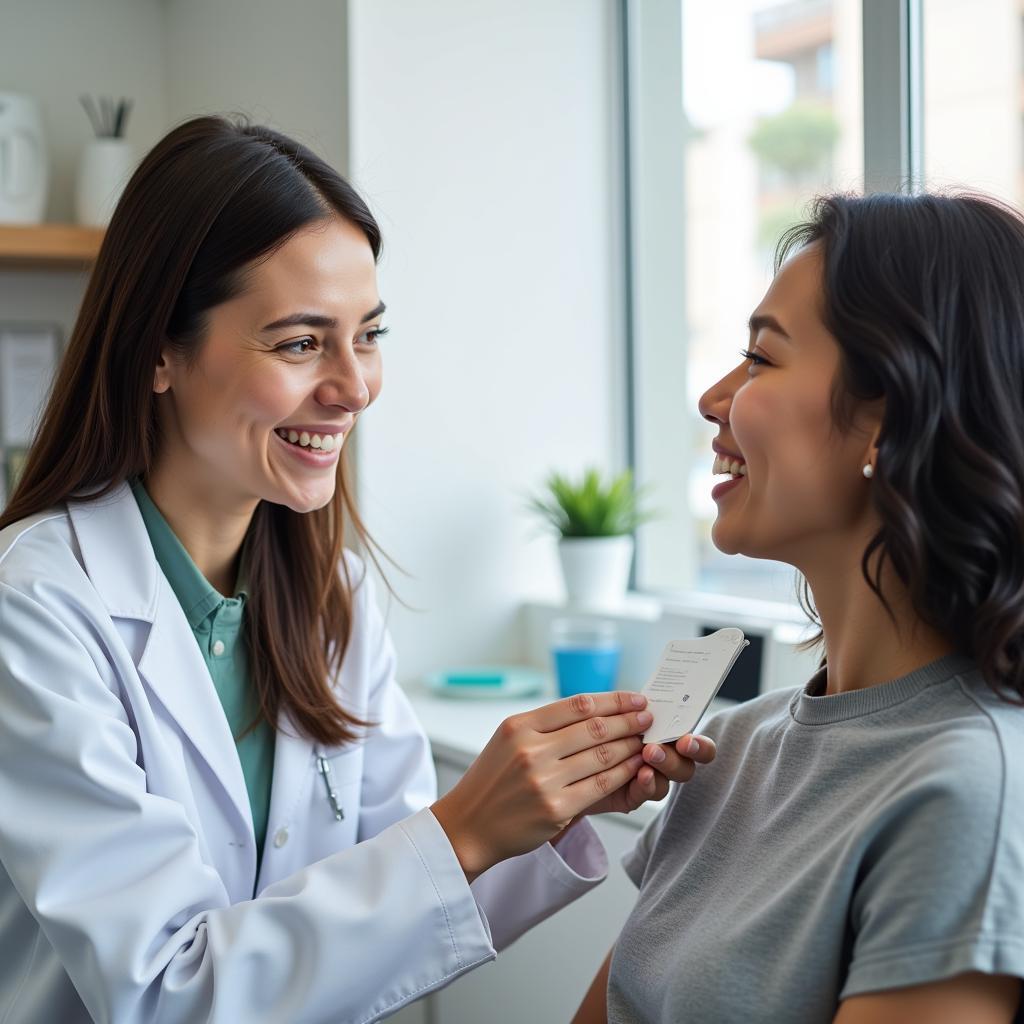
[528,467,656,607]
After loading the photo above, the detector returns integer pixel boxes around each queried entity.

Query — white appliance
[0,93,48,224]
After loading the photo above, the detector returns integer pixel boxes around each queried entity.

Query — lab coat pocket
[306,746,363,854]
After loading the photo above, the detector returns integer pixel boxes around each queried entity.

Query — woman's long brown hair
[0,114,388,745]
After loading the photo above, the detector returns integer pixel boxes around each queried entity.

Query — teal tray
[423,666,548,700]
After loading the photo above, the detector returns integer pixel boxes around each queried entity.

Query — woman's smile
[272,426,346,467]
[710,443,747,502]
[710,474,746,502]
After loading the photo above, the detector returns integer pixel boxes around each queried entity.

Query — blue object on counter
[423,666,547,699]
[550,618,621,697]
[552,647,621,697]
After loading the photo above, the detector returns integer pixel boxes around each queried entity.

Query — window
[626,0,922,606]
[921,0,1022,206]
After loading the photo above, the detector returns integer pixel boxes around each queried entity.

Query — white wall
[161,0,349,171]
[0,0,167,337]
[1,0,167,222]
[347,0,626,681]
[3,0,626,684]
[0,0,350,344]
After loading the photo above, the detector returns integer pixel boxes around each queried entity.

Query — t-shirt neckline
[790,652,978,725]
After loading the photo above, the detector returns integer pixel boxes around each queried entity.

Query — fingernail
[648,745,666,763]
[630,693,646,708]
[637,710,653,727]
[686,737,699,756]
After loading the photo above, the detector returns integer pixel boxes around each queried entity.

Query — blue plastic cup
[550,618,621,698]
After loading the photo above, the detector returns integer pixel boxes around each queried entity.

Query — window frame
[622,0,924,619]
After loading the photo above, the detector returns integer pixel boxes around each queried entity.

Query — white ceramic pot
[0,93,48,224]
[74,138,135,227]
[557,535,635,608]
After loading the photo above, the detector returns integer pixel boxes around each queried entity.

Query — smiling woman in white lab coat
[0,115,712,1024]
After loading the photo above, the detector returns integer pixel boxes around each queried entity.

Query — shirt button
[212,640,226,656]
[273,827,289,848]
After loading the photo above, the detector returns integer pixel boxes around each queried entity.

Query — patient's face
[696,243,879,570]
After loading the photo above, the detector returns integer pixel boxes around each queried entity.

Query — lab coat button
[273,827,289,848]
[212,640,226,656]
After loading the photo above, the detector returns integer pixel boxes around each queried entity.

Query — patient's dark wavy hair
[781,191,1024,704]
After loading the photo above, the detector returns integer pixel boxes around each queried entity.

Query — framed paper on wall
[0,323,62,448]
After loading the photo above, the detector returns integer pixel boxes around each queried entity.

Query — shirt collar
[130,478,247,629]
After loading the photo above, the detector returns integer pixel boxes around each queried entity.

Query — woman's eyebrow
[262,312,337,331]
[261,301,387,333]
[747,313,790,340]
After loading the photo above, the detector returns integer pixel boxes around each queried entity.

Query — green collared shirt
[131,479,274,872]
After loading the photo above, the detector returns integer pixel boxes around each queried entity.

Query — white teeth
[713,455,747,477]
[277,428,344,452]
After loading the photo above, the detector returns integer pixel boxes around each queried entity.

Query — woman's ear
[855,397,884,464]
[153,350,173,395]
[862,421,882,470]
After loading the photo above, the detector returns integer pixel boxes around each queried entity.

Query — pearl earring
[862,464,874,479]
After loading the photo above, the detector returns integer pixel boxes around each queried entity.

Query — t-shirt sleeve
[841,723,1024,1001]
[621,783,683,888]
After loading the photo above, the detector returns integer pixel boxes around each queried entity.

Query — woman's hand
[431,691,653,882]
[575,733,717,817]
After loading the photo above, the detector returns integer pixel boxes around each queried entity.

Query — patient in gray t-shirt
[609,656,1024,1024]
[579,191,1024,1024]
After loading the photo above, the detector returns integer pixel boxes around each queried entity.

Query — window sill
[521,591,821,694]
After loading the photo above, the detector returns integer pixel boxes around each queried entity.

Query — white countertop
[404,679,559,766]
[403,679,734,830]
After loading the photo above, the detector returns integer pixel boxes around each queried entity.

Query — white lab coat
[0,482,608,1024]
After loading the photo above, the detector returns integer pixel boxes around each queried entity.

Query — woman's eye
[739,347,769,368]
[359,325,389,347]
[278,337,316,355]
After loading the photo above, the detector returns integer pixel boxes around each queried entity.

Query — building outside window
[628,0,1023,611]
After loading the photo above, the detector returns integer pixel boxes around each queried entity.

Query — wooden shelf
[0,224,105,270]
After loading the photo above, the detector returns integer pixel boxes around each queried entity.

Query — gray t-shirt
[610,654,1024,1023]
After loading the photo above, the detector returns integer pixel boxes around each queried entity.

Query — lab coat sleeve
[0,581,495,1024]
[470,818,608,950]
[352,568,609,953]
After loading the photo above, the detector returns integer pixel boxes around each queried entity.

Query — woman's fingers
[626,767,668,810]
[550,707,653,759]
[639,733,718,784]
[681,734,717,764]
[563,752,645,814]
[526,690,646,733]
[557,735,645,785]
[642,742,694,784]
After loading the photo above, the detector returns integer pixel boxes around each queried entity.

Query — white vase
[0,93,48,224]
[557,535,635,608]
[74,138,135,227]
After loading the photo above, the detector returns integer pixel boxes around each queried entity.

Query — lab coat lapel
[267,707,314,829]
[257,707,317,888]
[67,484,254,841]
[135,584,255,840]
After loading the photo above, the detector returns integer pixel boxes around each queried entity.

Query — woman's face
[697,244,880,568]
[154,216,383,514]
